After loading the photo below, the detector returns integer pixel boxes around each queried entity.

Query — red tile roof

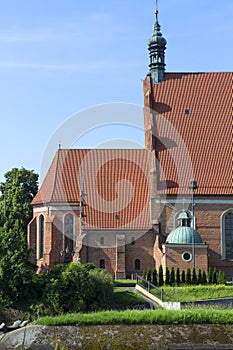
[152,72,233,195]
[32,149,151,229]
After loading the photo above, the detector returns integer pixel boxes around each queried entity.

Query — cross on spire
[155,0,159,21]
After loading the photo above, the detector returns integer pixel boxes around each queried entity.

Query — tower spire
[148,1,167,83]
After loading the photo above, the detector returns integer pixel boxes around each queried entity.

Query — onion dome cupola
[148,4,167,84]
[165,211,203,245]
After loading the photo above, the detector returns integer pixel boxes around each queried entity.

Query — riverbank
[1,324,233,349]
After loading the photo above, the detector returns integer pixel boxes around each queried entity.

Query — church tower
[148,1,167,83]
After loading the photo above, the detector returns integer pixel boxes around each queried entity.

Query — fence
[136,274,164,302]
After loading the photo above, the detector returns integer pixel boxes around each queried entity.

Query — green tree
[186,268,191,284]
[152,268,157,286]
[197,269,202,284]
[176,267,181,285]
[212,268,218,284]
[170,267,175,285]
[158,265,164,286]
[208,267,213,284]
[181,270,186,284]
[146,267,152,283]
[165,267,170,285]
[0,167,39,303]
[202,270,207,284]
[217,270,226,285]
[192,267,198,284]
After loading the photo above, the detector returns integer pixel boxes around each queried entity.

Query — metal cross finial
[155,0,159,21]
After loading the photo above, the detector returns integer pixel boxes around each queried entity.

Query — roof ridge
[50,149,62,203]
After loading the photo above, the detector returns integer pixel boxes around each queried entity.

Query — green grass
[160,285,233,302]
[36,308,233,326]
[112,288,147,306]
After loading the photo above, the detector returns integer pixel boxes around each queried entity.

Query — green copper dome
[148,21,167,46]
[166,226,203,244]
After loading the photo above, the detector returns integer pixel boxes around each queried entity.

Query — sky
[0,0,232,184]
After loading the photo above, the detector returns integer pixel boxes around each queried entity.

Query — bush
[197,269,202,284]
[217,270,226,284]
[165,267,170,285]
[208,267,213,284]
[181,270,186,284]
[152,268,157,286]
[158,265,164,286]
[186,268,191,284]
[213,268,218,284]
[170,267,175,285]
[192,268,198,284]
[146,268,152,283]
[176,268,181,285]
[31,263,114,316]
[202,271,207,284]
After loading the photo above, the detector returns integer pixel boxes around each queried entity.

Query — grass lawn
[36,308,233,326]
[160,285,233,302]
[112,288,148,307]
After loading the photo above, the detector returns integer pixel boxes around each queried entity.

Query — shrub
[202,271,207,284]
[197,269,202,284]
[165,267,170,285]
[208,267,213,284]
[152,268,157,286]
[213,268,218,284]
[192,268,198,284]
[170,267,175,285]
[176,268,181,285]
[146,267,152,283]
[158,265,164,286]
[186,268,191,284]
[181,270,186,284]
[217,270,226,284]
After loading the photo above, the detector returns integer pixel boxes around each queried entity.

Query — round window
[182,252,192,262]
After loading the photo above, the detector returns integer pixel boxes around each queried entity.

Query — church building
[28,6,233,279]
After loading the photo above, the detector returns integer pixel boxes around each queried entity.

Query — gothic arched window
[135,259,141,270]
[100,259,105,269]
[64,214,74,254]
[38,215,44,260]
[221,210,233,259]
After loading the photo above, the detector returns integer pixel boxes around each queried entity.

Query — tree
[152,268,157,286]
[208,267,213,284]
[165,267,170,285]
[202,270,207,284]
[212,268,218,284]
[158,265,164,286]
[186,268,191,284]
[0,167,39,303]
[192,267,198,284]
[176,268,181,285]
[170,267,175,285]
[181,270,186,284]
[146,267,152,283]
[197,269,202,284]
[217,270,226,285]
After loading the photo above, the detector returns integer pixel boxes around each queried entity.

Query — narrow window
[100,259,105,269]
[100,237,104,245]
[38,215,44,259]
[64,214,74,260]
[135,259,141,270]
[225,213,233,259]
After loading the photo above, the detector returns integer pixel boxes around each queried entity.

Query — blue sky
[0,0,232,183]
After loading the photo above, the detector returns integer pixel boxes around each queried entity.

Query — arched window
[38,215,44,259]
[100,237,104,245]
[135,259,141,270]
[100,259,105,269]
[64,214,74,254]
[221,210,233,259]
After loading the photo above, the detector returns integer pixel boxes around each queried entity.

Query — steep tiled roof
[152,72,233,195]
[32,149,151,229]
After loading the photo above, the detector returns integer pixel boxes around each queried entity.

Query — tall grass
[36,308,233,326]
